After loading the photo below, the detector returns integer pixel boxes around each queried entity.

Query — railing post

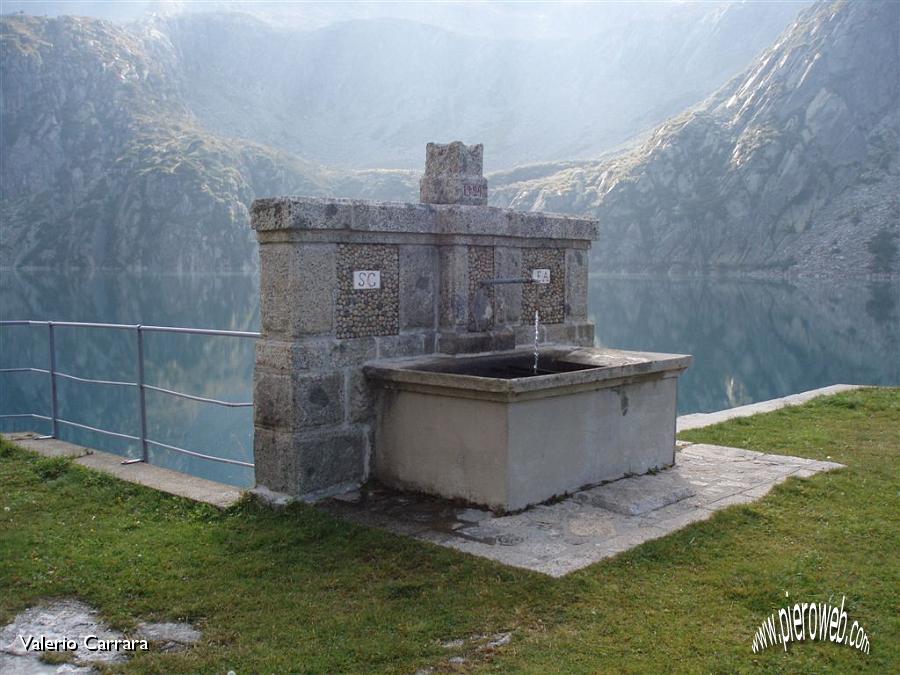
[48,322,59,439]
[1,318,258,469]
[136,325,149,463]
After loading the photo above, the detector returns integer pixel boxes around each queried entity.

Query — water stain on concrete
[321,444,844,577]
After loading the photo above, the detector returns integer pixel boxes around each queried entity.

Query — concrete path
[324,444,844,577]
[1,432,243,508]
[676,384,862,432]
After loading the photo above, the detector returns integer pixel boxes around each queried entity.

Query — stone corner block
[254,370,344,430]
[565,248,589,320]
[259,243,336,338]
[423,141,484,177]
[254,426,369,497]
[249,485,296,510]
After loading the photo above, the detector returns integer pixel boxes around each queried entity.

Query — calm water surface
[2,271,898,486]
[1,272,260,486]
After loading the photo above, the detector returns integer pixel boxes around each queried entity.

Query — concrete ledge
[1,433,244,509]
[251,197,598,240]
[676,384,864,432]
[366,347,691,401]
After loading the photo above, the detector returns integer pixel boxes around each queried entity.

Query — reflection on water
[589,276,900,414]
[2,271,898,485]
[0,272,259,486]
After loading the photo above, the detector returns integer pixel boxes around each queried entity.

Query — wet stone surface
[321,444,844,577]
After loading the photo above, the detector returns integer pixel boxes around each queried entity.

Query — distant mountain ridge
[10,3,888,276]
[1,5,804,272]
[491,0,899,277]
[0,14,424,271]
[157,5,804,170]
[0,15,321,271]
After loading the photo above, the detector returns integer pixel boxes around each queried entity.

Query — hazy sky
[0,1,811,40]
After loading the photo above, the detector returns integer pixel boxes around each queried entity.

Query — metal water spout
[478,276,536,287]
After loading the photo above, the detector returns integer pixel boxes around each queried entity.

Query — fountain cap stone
[420,141,488,206]
[424,141,483,177]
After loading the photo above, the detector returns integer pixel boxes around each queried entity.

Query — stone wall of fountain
[250,142,598,499]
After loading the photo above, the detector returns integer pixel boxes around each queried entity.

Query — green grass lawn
[1,388,898,673]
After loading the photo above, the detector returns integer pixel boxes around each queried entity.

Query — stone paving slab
[1,433,243,509]
[322,444,844,577]
[575,472,696,515]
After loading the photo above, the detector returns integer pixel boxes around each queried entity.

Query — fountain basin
[365,347,691,512]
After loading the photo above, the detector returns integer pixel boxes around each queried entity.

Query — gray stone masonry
[420,141,488,206]
[251,143,598,499]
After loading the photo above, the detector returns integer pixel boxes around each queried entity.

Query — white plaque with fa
[531,269,551,284]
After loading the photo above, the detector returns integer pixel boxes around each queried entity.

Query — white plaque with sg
[353,271,381,290]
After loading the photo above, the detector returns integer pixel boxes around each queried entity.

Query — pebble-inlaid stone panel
[336,244,399,338]
[467,245,495,331]
[522,248,565,324]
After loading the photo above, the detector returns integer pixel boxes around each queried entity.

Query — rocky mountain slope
[0,15,337,271]
[157,4,804,170]
[2,5,804,272]
[0,14,425,271]
[493,0,899,277]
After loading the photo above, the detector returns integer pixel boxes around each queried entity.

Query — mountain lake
[2,270,898,487]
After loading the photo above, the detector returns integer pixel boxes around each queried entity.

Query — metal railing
[0,320,259,469]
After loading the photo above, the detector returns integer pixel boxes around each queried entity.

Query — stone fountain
[250,142,690,511]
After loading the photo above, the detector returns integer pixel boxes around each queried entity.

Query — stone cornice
[251,197,598,241]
